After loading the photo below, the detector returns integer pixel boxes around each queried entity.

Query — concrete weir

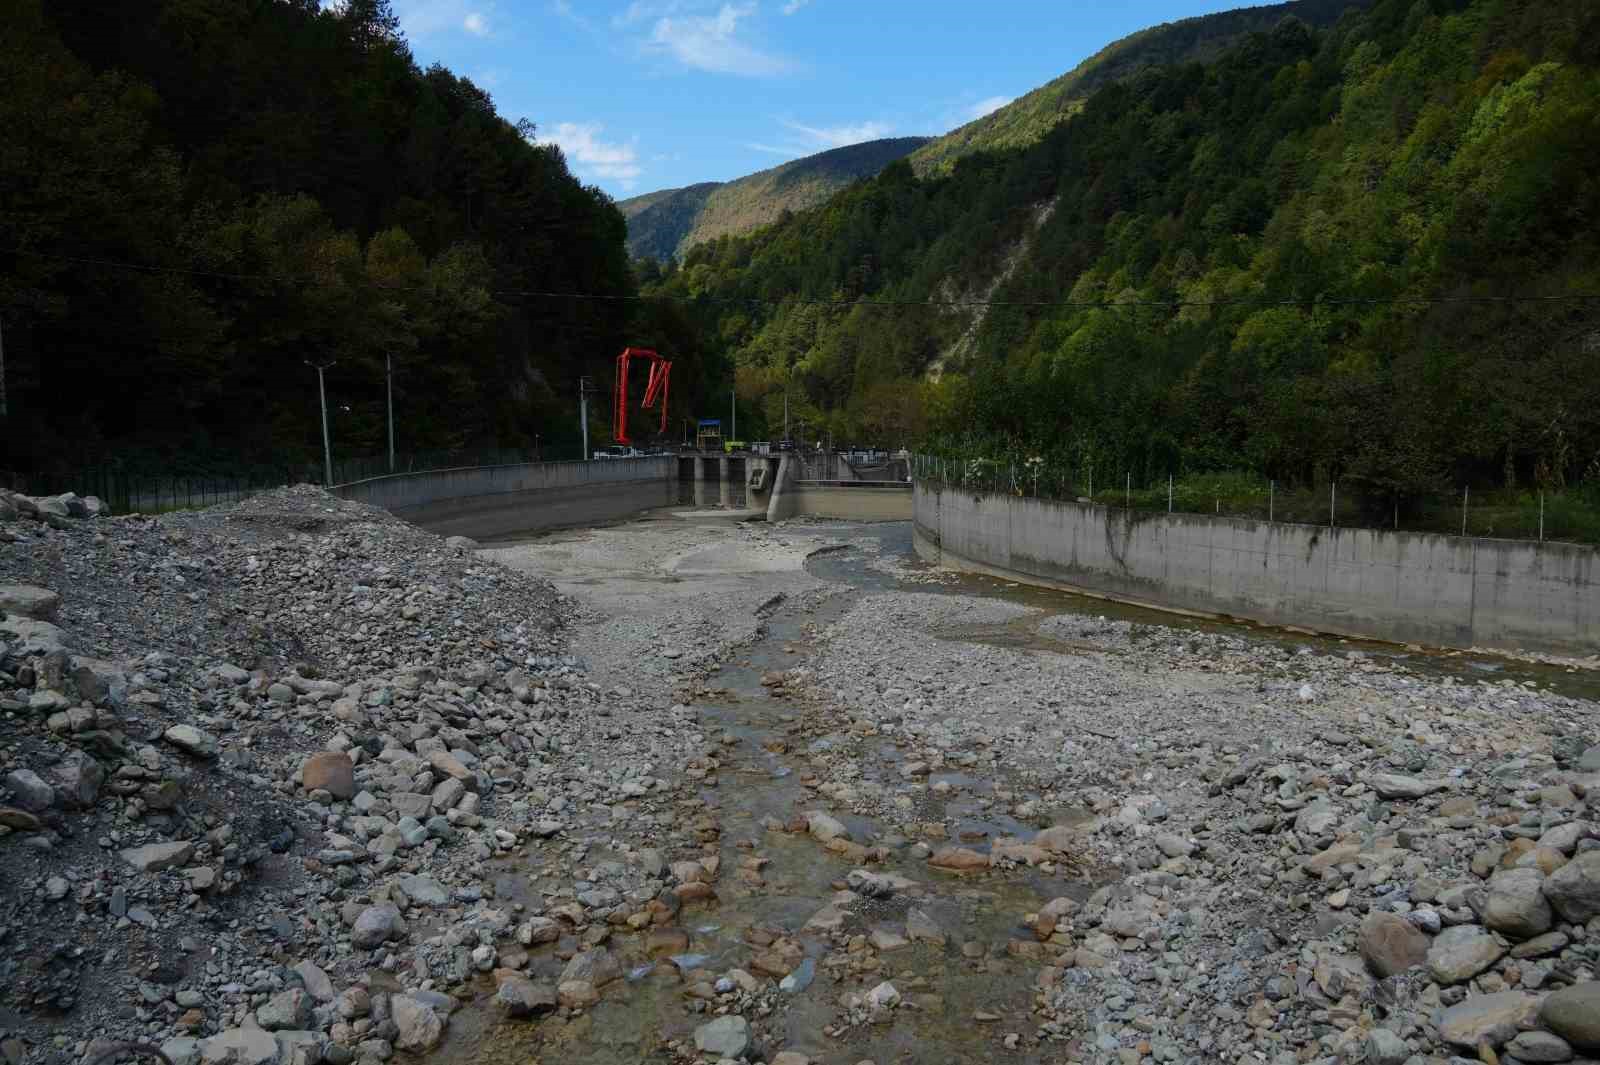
[914,483,1600,656]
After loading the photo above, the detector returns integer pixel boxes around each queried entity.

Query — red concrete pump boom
[613,347,671,445]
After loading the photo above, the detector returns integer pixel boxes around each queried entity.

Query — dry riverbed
[2,493,1598,1065]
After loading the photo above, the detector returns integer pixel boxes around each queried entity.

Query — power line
[9,246,1600,312]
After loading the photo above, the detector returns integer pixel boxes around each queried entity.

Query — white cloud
[962,95,1012,122]
[781,0,811,13]
[536,122,643,190]
[746,142,803,157]
[781,119,894,149]
[626,2,792,76]
[395,1,492,39]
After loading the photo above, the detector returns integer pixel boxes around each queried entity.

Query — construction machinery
[613,347,671,446]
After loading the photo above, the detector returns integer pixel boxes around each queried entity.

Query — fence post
[1462,486,1468,537]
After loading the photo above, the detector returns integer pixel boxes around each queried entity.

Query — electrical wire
[9,246,1600,312]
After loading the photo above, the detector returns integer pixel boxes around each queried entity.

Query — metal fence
[2,447,542,515]
[910,454,1600,546]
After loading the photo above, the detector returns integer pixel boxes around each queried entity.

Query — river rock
[906,907,947,946]
[1506,1030,1576,1062]
[1358,912,1429,977]
[389,995,444,1052]
[1540,982,1600,1051]
[199,1028,280,1065]
[292,961,334,1003]
[164,724,218,758]
[1436,991,1541,1049]
[121,840,195,873]
[0,585,60,620]
[301,752,355,799]
[1482,867,1553,939]
[1428,924,1507,984]
[257,988,314,1030]
[694,1015,749,1058]
[492,971,557,1018]
[1368,773,1449,800]
[560,948,621,987]
[1542,851,1600,922]
[806,811,849,843]
[397,875,448,906]
[350,903,405,948]
[928,846,989,871]
[5,769,55,812]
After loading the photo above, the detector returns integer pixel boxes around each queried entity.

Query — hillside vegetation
[0,0,723,471]
[644,0,1600,523]
[910,0,1372,175]
[619,137,930,261]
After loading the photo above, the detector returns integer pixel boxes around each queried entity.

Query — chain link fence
[911,454,1600,546]
[2,447,543,515]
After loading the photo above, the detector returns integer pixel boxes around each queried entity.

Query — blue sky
[391,0,1273,199]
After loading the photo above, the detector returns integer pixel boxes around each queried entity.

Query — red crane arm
[613,347,671,445]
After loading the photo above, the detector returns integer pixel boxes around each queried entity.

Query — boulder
[301,753,354,799]
[350,903,406,949]
[492,971,557,1018]
[1506,1030,1576,1062]
[694,1015,749,1058]
[1368,773,1450,800]
[806,811,849,843]
[164,725,219,758]
[1543,851,1600,923]
[5,769,55,812]
[1540,982,1600,1051]
[121,840,196,873]
[928,846,989,871]
[906,907,947,946]
[0,585,59,620]
[1358,912,1429,977]
[292,961,335,1003]
[1436,991,1541,1049]
[199,1028,280,1065]
[1482,867,1553,939]
[257,988,315,1030]
[1428,925,1507,985]
[389,995,444,1052]
[397,875,448,906]
[49,754,102,808]
[559,949,621,987]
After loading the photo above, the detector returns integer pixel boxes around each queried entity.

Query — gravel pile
[791,591,1600,1063]
[0,487,727,1065]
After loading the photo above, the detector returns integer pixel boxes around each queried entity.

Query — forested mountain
[0,0,717,471]
[910,0,1372,175]
[619,138,930,261]
[644,0,1600,516]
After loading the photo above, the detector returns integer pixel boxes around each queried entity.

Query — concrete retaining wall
[335,458,674,540]
[914,484,1599,655]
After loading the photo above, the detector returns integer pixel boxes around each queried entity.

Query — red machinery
[613,347,671,445]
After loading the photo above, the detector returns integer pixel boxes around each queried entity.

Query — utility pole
[730,387,736,443]
[579,376,599,460]
[386,352,395,473]
[306,359,337,485]
[0,313,8,419]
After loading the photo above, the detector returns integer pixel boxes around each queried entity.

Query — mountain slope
[910,0,1371,175]
[643,0,1600,513]
[620,137,929,260]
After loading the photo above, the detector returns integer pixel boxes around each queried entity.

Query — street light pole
[730,387,736,443]
[306,359,337,485]
[386,352,395,473]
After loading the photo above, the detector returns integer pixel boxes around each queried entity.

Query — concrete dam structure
[914,483,1599,656]
[333,454,912,540]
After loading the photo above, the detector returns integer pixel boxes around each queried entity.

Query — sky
[390,0,1274,199]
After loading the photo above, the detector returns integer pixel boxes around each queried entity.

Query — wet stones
[806,810,849,843]
[559,948,621,988]
[491,971,557,1018]
[694,1015,750,1058]
[905,907,947,946]
[1540,983,1600,1051]
[389,994,445,1052]
[927,846,989,872]
[1358,912,1429,977]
